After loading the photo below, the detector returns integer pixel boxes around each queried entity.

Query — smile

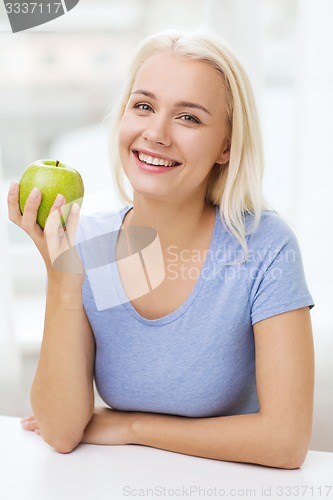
[135,151,181,168]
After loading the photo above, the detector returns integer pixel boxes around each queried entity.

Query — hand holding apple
[19,159,84,229]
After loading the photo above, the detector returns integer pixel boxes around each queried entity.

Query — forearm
[130,411,306,469]
[31,275,94,451]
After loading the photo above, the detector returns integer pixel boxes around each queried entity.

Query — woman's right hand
[7,181,83,280]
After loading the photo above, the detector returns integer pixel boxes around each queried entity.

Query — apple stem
[56,160,59,167]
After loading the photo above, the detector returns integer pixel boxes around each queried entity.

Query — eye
[134,102,153,112]
[179,114,201,124]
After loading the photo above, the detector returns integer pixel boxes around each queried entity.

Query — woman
[8,30,314,468]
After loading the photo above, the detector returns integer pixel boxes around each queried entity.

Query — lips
[133,150,181,168]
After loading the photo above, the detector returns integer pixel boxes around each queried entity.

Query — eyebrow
[131,89,211,115]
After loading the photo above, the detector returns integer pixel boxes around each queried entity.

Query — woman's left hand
[21,415,41,435]
[81,407,136,446]
[21,407,136,446]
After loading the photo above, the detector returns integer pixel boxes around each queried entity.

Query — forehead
[132,51,226,108]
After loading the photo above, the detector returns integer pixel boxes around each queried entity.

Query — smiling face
[119,51,230,204]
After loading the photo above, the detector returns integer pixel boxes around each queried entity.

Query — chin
[126,175,171,200]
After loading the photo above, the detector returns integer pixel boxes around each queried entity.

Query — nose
[143,114,171,147]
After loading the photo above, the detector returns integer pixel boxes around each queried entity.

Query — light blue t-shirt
[77,205,314,418]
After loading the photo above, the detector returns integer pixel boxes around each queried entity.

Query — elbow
[266,431,311,469]
[257,411,313,469]
[271,447,309,470]
[52,439,80,454]
[31,407,93,454]
[41,429,83,454]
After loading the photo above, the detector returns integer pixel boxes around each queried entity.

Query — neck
[124,194,216,253]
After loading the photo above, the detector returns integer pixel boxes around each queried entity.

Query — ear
[217,140,230,165]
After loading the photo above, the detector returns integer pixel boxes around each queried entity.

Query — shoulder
[247,209,296,239]
[245,210,299,254]
[243,211,314,324]
[213,207,300,266]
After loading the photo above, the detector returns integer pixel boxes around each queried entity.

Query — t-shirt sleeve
[247,212,314,325]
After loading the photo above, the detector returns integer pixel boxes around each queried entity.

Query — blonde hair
[107,29,271,260]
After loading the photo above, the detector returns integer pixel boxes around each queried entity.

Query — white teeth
[138,152,177,167]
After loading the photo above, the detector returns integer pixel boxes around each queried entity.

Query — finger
[50,193,66,215]
[62,202,81,246]
[21,187,43,234]
[47,194,67,239]
[21,417,39,431]
[44,194,67,237]
[56,203,83,274]
[20,415,34,424]
[20,415,37,425]
[43,200,69,269]
[44,200,83,274]
[7,181,22,225]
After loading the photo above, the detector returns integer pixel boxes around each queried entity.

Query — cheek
[199,130,226,164]
[184,132,220,166]
[118,116,133,151]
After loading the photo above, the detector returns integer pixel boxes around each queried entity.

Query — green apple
[19,159,84,229]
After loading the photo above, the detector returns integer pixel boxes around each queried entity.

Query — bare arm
[31,278,95,453]
[8,182,95,453]
[78,307,314,469]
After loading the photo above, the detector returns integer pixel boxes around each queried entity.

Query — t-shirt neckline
[113,205,221,326]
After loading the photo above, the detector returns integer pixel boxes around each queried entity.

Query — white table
[1,416,332,500]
